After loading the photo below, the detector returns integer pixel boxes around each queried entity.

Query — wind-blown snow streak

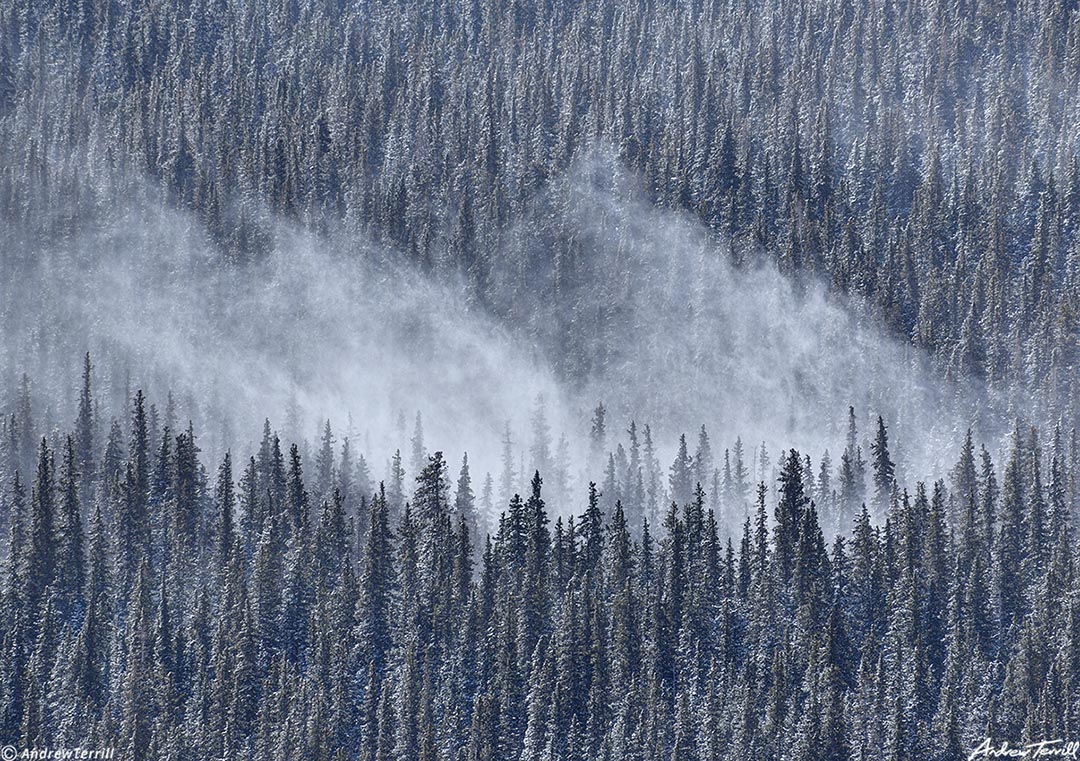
[492,152,992,481]
[0,152,995,499]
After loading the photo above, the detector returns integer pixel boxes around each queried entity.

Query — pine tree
[414,451,454,653]
[582,482,605,576]
[522,471,550,667]
[603,453,619,511]
[74,353,94,492]
[669,434,694,508]
[530,395,552,479]
[732,436,750,509]
[693,425,713,496]
[840,407,867,516]
[454,453,481,563]
[774,449,807,584]
[996,424,1026,649]
[215,451,236,570]
[125,391,152,573]
[499,424,516,509]
[388,449,405,515]
[56,436,85,622]
[952,430,978,528]
[239,455,260,544]
[118,561,156,758]
[172,423,204,559]
[1023,427,1048,580]
[757,442,771,486]
[16,375,34,480]
[411,412,426,478]
[589,403,607,462]
[793,499,828,624]
[870,416,896,513]
[287,444,309,534]
[315,419,335,502]
[359,483,394,670]
[819,449,833,498]
[980,445,999,551]
[4,470,27,609]
[23,440,57,618]
[1047,426,1069,553]
[850,503,883,644]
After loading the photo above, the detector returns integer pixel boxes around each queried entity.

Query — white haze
[0,152,1002,512]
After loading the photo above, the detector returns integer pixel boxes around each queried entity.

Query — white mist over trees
[3,0,1078,421]
[0,153,996,493]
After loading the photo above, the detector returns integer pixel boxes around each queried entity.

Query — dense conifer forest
[2,0,1080,756]
[3,376,1080,759]
[2,0,1080,414]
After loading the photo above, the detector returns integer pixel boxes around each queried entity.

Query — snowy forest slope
[1,0,1080,758]
[1,0,1079,421]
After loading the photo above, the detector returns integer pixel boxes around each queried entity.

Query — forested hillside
[2,0,1080,756]
[1,0,1079,415]
[2,373,1080,759]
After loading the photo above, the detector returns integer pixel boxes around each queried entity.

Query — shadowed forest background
[1,0,1080,757]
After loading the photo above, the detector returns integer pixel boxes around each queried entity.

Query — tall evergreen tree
[870,416,895,513]
[775,449,808,584]
[56,436,85,621]
[315,419,335,503]
[74,353,94,492]
[669,434,694,509]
